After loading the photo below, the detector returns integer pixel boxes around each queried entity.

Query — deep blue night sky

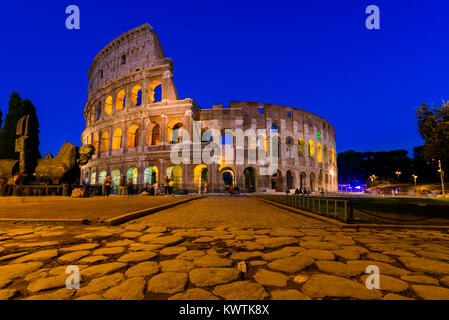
[0,0,448,157]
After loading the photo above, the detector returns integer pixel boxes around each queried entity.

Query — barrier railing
[254,194,352,223]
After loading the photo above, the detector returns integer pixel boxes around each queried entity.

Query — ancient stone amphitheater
[80,23,337,194]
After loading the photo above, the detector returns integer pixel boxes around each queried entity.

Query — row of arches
[87,81,163,125]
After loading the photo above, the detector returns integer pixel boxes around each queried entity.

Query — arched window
[324,144,328,163]
[149,80,162,103]
[126,167,138,184]
[89,106,95,124]
[308,140,315,157]
[127,125,140,148]
[93,134,99,155]
[100,131,109,153]
[104,96,113,115]
[168,120,183,144]
[151,125,160,145]
[131,85,143,107]
[317,143,322,163]
[221,129,235,145]
[257,133,267,151]
[285,137,293,158]
[112,128,122,151]
[298,138,305,155]
[116,90,126,111]
[99,170,107,184]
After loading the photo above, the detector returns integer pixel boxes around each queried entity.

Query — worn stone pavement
[1,197,449,300]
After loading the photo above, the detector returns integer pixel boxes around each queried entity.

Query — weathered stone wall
[80,24,338,193]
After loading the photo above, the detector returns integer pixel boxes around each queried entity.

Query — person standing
[163,175,169,196]
[104,176,112,197]
[168,177,174,195]
[127,179,134,197]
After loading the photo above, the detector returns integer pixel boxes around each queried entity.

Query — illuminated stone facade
[81,24,338,193]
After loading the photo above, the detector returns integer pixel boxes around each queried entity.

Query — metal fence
[255,194,352,223]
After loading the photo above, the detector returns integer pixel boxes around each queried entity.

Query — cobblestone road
[1,197,449,300]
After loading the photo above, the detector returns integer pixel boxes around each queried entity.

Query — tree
[0,108,3,129]
[415,101,449,172]
[0,92,41,168]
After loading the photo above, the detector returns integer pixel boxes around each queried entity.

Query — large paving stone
[27,274,68,293]
[267,254,314,273]
[169,288,220,300]
[361,275,408,292]
[346,260,410,276]
[302,274,382,299]
[146,226,168,233]
[412,285,449,300]
[160,246,187,256]
[80,273,124,294]
[269,228,303,237]
[82,262,126,278]
[160,259,195,273]
[0,262,43,286]
[24,288,74,300]
[105,240,134,247]
[79,255,108,264]
[58,250,90,263]
[147,272,188,294]
[213,281,269,300]
[230,251,263,260]
[149,235,184,246]
[118,251,157,263]
[366,252,395,263]
[400,275,439,285]
[92,247,125,255]
[315,261,362,277]
[304,249,335,260]
[0,288,17,300]
[253,269,289,287]
[333,249,360,260]
[189,268,240,287]
[270,289,311,300]
[193,255,233,267]
[299,241,340,250]
[176,250,206,261]
[60,243,99,252]
[398,256,449,275]
[13,250,59,263]
[126,261,160,277]
[255,237,298,248]
[383,293,414,300]
[103,277,146,300]
[261,247,304,261]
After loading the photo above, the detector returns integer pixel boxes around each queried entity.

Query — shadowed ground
[0,196,187,221]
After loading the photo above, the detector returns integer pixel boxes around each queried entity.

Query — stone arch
[318,170,323,191]
[220,166,236,189]
[149,80,162,103]
[285,136,294,158]
[116,90,126,111]
[98,169,107,185]
[271,169,283,192]
[324,144,328,163]
[243,167,257,193]
[130,85,143,107]
[144,166,158,185]
[104,96,113,115]
[298,138,305,156]
[112,128,122,151]
[151,124,160,145]
[126,166,138,185]
[168,119,183,144]
[127,124,140,148]
[100,131,109,153]
[111,168,121,193]
[93,133,99,155]
[193,164,208,193]
[221,128,235,145]
[166,165,183,191]
[286,170,294,190]
[308,140,315,157]
[317,143,323,163]
[257,132,267,152]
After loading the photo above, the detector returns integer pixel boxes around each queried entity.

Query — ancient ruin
[81,23,338,194]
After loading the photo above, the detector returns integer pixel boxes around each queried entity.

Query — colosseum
[80,23,338,194]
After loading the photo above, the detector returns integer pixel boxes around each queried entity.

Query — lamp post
[412,175,418,185]
[438,160,446,196]
[395,171,402,183]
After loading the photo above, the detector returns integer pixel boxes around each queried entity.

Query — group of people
[163,175,175,196]
[293,188,313,196]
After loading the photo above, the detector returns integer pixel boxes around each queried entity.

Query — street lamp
[395,171,402,183]
[412,174,418,185]
[438,160,446,196]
